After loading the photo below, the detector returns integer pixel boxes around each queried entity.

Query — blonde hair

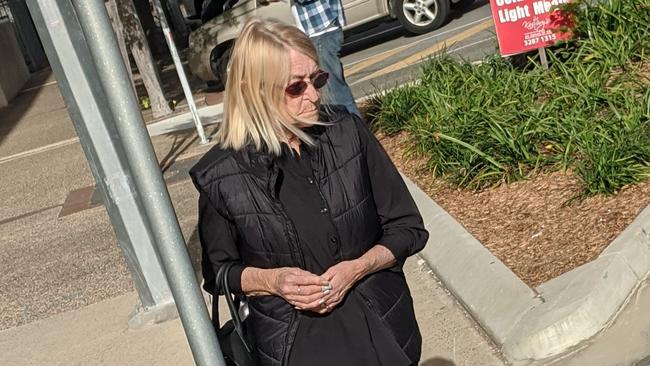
[217,18,321,156]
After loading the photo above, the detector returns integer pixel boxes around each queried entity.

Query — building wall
[0,19,29,107]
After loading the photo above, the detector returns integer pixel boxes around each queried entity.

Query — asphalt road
[340,0,495,99]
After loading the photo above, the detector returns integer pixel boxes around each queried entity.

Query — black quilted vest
[190,112,421,366]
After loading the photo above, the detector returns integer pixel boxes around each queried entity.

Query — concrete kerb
[146,103,223,137]
[401,174,650,365]
[128,299,179,329]
[510,205,650,364]
[402,173,541,346]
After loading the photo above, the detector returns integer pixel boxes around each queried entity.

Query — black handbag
[213,262,258,366]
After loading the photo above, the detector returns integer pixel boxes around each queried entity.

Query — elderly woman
[190,18,428,366]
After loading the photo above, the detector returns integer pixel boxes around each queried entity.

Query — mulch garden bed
[378,131,650,287]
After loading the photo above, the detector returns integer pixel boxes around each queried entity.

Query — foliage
[139,96,151,110]
[366,0,650,196]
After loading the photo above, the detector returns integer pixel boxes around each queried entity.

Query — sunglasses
[285,70,329,97]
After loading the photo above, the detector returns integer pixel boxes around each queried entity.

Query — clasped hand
[271,260,365,314]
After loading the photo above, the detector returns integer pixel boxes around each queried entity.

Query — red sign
[490,0,574,56]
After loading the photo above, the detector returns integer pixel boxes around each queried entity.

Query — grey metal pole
[70,1,224,365]
[26,0,176,328]
[151,0,210,145]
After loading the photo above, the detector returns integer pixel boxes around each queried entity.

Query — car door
[342,0,389,29]
[257,1,296,26]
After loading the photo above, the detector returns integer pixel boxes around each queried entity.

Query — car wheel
[209,42,233,91]
[394,0,449,34]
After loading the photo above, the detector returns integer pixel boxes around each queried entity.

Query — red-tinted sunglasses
[285,70,329,97]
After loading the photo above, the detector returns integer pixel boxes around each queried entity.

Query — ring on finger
[297,286,302,294]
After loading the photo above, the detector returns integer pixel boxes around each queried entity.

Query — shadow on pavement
[636,356,650,366]
[342,19,405,57]
[0,68,52,149]
[418,0,492,37]
[420,357,456,366]
[160,130,200,173]
[186,226,203,277]
[341,0,490,57]
[159,127,218,173]
[450,0,490,20]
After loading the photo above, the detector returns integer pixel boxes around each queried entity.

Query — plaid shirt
[291,0,346,37]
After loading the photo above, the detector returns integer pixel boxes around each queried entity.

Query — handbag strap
[212,262,232,327]
[215,262,253,353]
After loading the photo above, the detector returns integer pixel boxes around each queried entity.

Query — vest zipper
[268,164,304,366]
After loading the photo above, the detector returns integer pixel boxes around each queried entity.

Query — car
[187,0,474,88]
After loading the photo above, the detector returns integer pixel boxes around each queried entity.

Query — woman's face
[284,48,321,124]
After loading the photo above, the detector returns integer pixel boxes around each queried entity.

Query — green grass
[366,0,650,196]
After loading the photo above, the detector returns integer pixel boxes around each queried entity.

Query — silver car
[188,0,474,87]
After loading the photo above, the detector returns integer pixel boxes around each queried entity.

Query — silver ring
[321,284,332,292]
[297,286,302,294]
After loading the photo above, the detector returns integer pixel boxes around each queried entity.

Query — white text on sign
[497,0,570,24]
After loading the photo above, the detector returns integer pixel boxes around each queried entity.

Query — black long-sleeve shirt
[197,117,427,295]
[276,142,412,366]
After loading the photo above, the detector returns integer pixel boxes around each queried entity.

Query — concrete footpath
[0,258,505,366]
[0,71,504,365]
[549,279,650,366]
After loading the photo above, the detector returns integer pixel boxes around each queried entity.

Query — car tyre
[209,42,233,91]
[394,0,449,34]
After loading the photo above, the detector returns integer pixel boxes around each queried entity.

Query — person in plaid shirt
[289,0,360,115]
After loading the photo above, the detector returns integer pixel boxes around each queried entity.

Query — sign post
[538,47,549,69]
[489,0,573,59]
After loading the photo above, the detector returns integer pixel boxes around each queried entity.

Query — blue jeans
[311,28,360,116]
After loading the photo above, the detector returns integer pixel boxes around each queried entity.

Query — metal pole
[162,0,189,44]
[105,0,137,96]
[538,47,549,70]
[26,0,176,328]
[70,1,224,365]
[151,0,210,145]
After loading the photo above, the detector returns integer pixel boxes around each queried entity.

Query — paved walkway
[0,258,506,366]
[0,71,504,365]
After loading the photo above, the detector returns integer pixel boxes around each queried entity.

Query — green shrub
[367,0,650,196]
